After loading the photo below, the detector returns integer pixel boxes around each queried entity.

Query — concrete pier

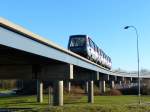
[119,80,122,86]
[66,81,71,93]
[128,80,131,84]
[37,80,43,103]
[99,80,106,93]
[124,78,127,84]
[85,81,88,93]
[88,80,94,103]
[53,80,63,106]
[111,80,115,89]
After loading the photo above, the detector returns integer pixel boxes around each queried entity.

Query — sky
[0,0,150,71]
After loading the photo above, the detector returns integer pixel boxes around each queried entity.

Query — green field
[0,95,150,112]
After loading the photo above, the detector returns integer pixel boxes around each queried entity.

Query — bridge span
[0,18,149,106]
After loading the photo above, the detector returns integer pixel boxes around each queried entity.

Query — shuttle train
[68,35,112,69]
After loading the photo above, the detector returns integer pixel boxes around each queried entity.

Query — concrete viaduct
[0,18,149,106]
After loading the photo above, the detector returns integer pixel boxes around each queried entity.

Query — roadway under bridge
[0,18,149,106]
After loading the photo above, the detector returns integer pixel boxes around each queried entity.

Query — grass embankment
[0,95,150,112]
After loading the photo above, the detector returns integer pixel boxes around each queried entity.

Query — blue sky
[0,0,150,71]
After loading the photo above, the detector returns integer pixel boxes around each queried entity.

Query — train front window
[70,37,86,47]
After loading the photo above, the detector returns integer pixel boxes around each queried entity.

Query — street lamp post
[124,26,141,104]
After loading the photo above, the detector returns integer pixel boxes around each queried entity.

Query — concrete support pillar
[67,81,71,93]
[128,80,131,88]
[85,81,88,93]
[99,81,102,94]
[53,80,63,106]
[88,80,94,103]
[37,80,43,103]
[102,80,106,93]
[111,80,115,89]
[128,80,131,84]
[124,79,127,84]
[130,77,133,82]
[119,81,122,86]
[99,80,106,93]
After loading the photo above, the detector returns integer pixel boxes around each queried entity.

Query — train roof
[70,34,88,37]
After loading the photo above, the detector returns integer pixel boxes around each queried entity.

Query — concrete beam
[109,75,117,81]
[0,65,32,79]
[117,76,124,82]
[39,64,73,80]
[99,74,109,81]
[74,67,99,81]
[88,80,94,103]
[0,64,73,80]
[53,80,63,106]
[37,80,43,103]
[132,78,138,83]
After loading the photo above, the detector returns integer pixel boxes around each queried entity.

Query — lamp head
[124,26,130,29]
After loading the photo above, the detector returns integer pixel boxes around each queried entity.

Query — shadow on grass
[64,101,87,105]
[0,101,48,106]
[0,94,35,99]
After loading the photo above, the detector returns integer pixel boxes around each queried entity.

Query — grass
[79,95,150,105]
[0,95,48,108]
[0,88,9,92]
[0,94,150,112]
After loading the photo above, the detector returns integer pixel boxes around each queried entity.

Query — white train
[68,35,112,69]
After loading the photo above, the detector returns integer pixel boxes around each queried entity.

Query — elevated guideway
[0,17,149,106]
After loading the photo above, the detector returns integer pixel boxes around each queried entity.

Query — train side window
[98,48,100,54]
[99,49,101,55]
[102,51,104,58]
[94,44,96,51]
[92,41,96,51]
[92,41,95,50]
[104,54,106,59]
[88,38,91,47]
[101,51,103,57]
[93,42,96,51]
[100,50,102,56]
[89,38,94,49]
[96,46,99,53]
[86,37,89,46]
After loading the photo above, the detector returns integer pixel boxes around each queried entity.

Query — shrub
[94,85,100,96]
[104,89,122,96]
[142,85,150,95]
[66,86,84,95]
[119,87,138,95]
[0,80,17,89]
